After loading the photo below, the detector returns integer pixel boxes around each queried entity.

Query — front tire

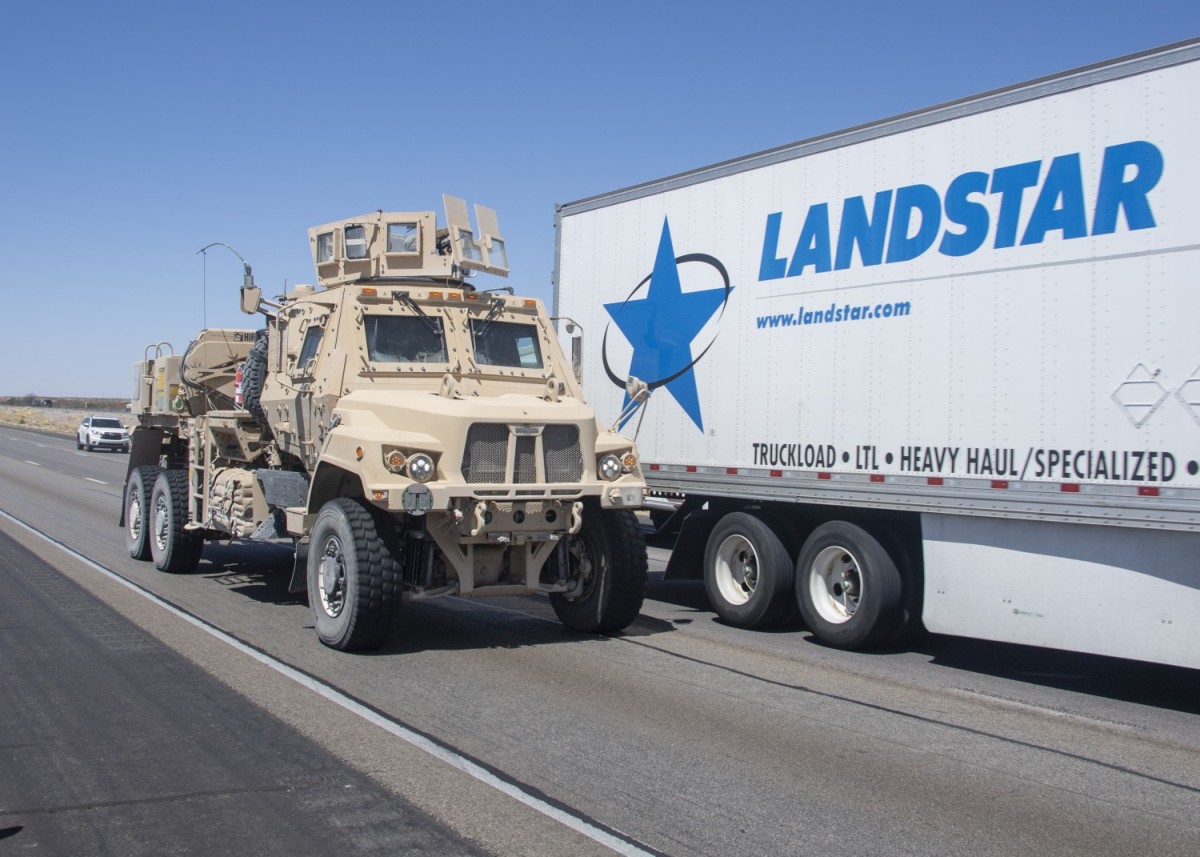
[124,464,160,561]
[703,511,794,629]
[149,470,203,573]
[795,521,902,649]
[550,507,647,633]
[306,498,400,651]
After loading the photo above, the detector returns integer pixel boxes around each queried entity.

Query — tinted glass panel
[364,315,447,363]
[471,320,543,369]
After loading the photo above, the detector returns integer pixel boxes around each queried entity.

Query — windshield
[364,315,447,363]
[471,320,543,369]
[92,418,122,429]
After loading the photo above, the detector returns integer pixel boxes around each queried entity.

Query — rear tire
[550,507,647,633]
[124,464,160,561]
[149,470,203,573]
[307,498,400,651]
[703,511,794,629]
[795,521,902,649]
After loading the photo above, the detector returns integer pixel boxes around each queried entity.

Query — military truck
[121,196,648,651]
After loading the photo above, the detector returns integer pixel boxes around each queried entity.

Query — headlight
[407,453,435,483]
[598,454,621,481]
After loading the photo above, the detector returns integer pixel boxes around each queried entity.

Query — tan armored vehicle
[122,196,648,650]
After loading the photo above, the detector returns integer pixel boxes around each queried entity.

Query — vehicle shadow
[907,632,1200,715]
[197,541,302,606]
[193,539,676,653]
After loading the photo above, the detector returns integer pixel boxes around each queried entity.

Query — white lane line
[85,478,108,485]
[24,460,41,466]
[0,508,659,857]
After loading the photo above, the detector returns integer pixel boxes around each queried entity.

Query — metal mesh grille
[514,436,537,484]
[462,423,509,484]
[543,425,583,482]
[461,423,583,485]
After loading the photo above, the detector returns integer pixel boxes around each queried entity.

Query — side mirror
[240,286,262,315]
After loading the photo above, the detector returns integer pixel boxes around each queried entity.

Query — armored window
[470,320,543,369]
[488,237,508,270]
[387,222,419,254]
[297,326,323,374]
[316,231,334,263]
[364,315,447,364]
[344,224,367,259]
[456,227,483,264]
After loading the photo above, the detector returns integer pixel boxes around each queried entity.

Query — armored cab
[124,197,648,651]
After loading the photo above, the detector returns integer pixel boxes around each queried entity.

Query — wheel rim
[128,491,143,545]
[713,534,758,606]
[564,533,597,597]
[153,494,170,552]
[807,545,862,624]
[318,534,347,617]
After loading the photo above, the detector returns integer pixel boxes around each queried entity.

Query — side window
[295,326,323,376]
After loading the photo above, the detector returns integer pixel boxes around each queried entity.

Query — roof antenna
[196,242,256,328]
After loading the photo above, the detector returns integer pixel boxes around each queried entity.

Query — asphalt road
[1,425,1197,856]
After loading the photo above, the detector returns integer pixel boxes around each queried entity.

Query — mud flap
[289,539,309,594]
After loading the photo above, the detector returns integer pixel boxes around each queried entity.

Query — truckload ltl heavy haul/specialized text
[554,39,1200,669]
[122,196,648,651]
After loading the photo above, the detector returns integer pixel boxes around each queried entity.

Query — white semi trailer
[553,38,1200,669]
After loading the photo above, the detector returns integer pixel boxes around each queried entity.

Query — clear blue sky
[2,0,1197,397]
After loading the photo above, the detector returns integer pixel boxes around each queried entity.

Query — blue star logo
[602,217,734,432]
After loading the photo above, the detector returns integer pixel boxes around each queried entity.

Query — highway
[1,424,1197,856]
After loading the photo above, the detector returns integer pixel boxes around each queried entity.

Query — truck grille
[462,423,582,484]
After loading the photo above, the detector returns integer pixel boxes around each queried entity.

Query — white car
[77,416,130,453]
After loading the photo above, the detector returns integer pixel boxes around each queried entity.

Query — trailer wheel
[550,508,647,633]
[703,512,794,629]
[307,498,400,651]
[149,470,203,574]
[795,521,901,649]
[124,464,161,561]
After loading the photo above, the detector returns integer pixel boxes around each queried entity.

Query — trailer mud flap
[664,509,723,580]
[289,539,309,594]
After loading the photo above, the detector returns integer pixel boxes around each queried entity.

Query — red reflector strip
[869,474,884,483]
[927,477,944,486]
[686,465,697,473]
[770,469,782,478]
[726,467,738,475]
[1060,483,1080,493]
[648,463,660,471]
[817,472,831,480]
[1139,486,1160,497]
[991,480,1009,489]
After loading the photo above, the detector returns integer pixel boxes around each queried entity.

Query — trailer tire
[550,508,647,634]
[124,464,161,561]
[795,521,902,649]
[307,498,401,651]
[149,470,203,574]
[703,512,794,629]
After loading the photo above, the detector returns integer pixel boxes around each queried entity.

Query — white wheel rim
[318,535,347,617]
[153,495,170,552]
[807,545,862,625]
[714,534,759,607]
[128,493,143,544]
